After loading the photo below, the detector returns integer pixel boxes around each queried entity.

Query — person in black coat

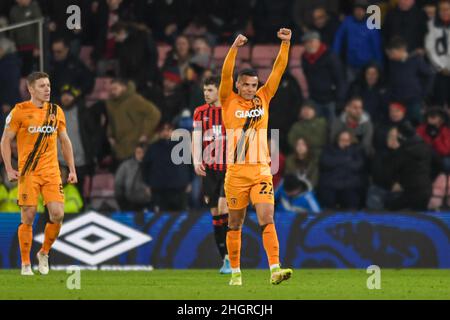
[319,130,366,209]
[301,31,346,123]
[142,123,193,212]
[111,22,159,89]
[383,0,429,53]
[384,123,433,211]
[385,36,434,125]
[373,102,410,152]
[268,70,303,154]
[307,6,340,47]
[58,85,109,200]
[49,37,95,100]
[347,62,388,124]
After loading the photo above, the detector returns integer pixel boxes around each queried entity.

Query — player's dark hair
[203,76,220,88]
[26,71,49,86]
[386,36,408,50]
[238,68,258,79]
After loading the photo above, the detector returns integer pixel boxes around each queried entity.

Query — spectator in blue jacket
[319,130,366,209]
[386,36,434,125]
[332,0,383,82]
[275,175,321,214]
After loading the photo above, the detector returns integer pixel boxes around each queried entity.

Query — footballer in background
[1,72,77,276]
[192,76,231,274]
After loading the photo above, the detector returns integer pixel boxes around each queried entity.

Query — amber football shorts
[224,164,274,210]
[18,174,64,206]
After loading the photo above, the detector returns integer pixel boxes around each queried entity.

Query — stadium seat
[79,46,94,70]
[157,44,172,68]
[213,45,251,67]
[88,172,120,211]
[90,173,115,198]
[289,45,304,68]
[251,45,279,67]
[257,68,272,83]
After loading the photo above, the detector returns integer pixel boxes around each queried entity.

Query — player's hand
[6,169,19,182]
[194,164,206,177]
[232,34,248,48]
[67,172,78,184]
[277,28,292,42]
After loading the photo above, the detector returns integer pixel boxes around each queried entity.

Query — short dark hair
[52,37,69,48]
[346,95,364,105]
[27,72,49,86]
[238,68,258,79]
[111,21,128,34]
[136,142,147,150]
[386,36,408,50]
[111,78,129,87]
[203,75,220,88]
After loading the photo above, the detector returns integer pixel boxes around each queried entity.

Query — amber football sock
[18,223,33,265]
[262,223,280,268]
[226,229,242,270]
[41,222,62,255]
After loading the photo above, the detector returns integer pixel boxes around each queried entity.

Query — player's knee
[50,211,64,223]
[21,206,37,224]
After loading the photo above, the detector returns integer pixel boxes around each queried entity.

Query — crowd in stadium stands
[0,0,450,213]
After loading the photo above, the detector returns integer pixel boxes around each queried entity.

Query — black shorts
[202,168,226,208]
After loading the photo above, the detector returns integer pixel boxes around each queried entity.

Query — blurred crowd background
[0,0,449,214]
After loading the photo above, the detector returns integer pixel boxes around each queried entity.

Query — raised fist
[232,34,248,48]
[277,28,292,41]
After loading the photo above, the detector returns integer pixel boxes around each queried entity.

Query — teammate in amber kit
[220,29,293,285]
[1,72,77,276]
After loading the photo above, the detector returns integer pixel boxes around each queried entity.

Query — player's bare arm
[58,130,78,184]
[192,128,206,177]
[219,34,248,105]
[0,130,19,182]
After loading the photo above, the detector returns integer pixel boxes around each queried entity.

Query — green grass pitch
[0,269,449,300]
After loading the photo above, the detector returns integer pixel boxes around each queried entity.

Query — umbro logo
[34,211,152,265]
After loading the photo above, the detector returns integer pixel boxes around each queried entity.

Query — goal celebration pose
[1,72,77,275]
[219,29,293,285]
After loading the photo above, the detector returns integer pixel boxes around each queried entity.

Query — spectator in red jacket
[416,107,450,172]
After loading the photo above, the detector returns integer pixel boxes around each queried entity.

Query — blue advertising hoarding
[0,210,449,269]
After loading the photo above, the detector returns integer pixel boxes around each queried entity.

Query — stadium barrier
[0,210,449,269]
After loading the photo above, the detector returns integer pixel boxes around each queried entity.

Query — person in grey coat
[330,96,374,156]
[115,143,151,211]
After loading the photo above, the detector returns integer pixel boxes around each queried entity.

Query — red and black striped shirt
[192,104,227,171]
